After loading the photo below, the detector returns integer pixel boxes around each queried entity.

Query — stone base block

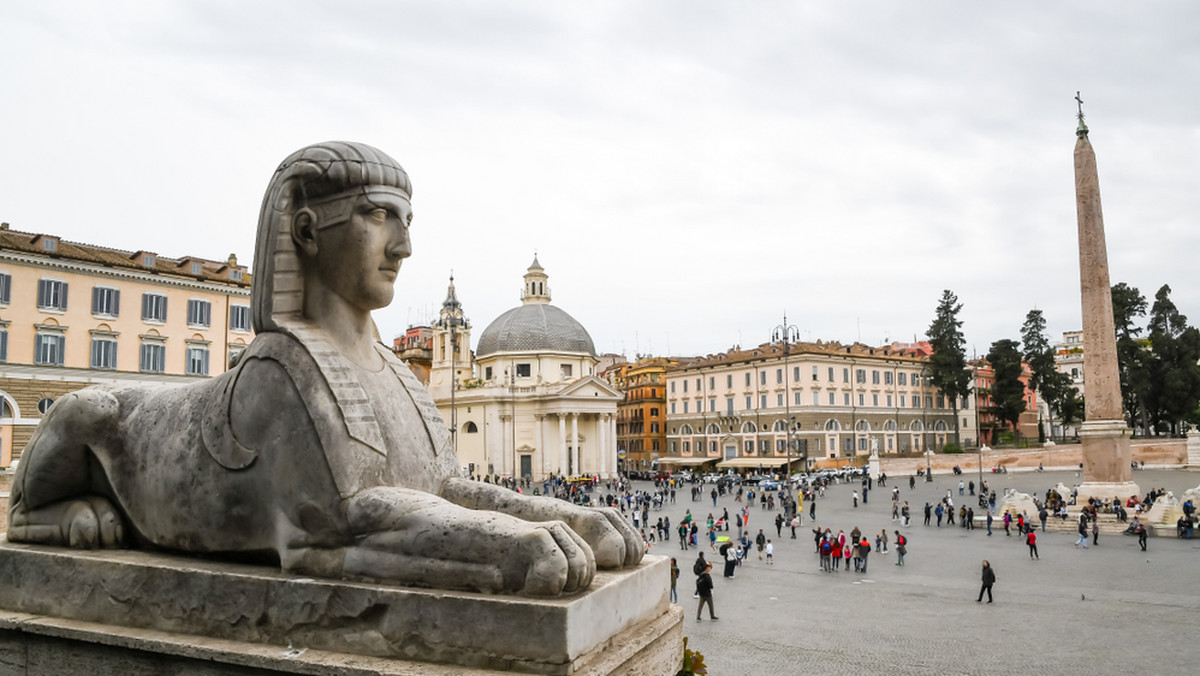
[1074,481,1142,506]
[0,539,682,675]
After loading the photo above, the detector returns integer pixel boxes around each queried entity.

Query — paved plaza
[637,468,1200,675]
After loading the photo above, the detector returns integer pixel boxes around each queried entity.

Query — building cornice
[0,251,251,296]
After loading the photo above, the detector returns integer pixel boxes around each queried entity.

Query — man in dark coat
[977,560,995,603]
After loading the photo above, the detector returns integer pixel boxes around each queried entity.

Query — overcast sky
[3,1,1198,360]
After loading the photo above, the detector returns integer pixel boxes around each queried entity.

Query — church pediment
[553,376,621,400]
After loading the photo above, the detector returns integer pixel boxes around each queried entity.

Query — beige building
[427,260,621,480]
[0,224,251,466]
[663,341,959,472]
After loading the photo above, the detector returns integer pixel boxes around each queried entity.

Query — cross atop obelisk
[1072,93,1139,503]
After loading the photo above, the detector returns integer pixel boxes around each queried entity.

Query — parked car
[758,479,782,491]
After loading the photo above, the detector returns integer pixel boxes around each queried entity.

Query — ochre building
[0,224,251,466]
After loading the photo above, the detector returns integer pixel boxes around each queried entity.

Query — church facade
[426,259,620,480]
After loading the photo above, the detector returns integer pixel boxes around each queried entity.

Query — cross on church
[1075,91,1085,121]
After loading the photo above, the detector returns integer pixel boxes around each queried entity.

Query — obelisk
[1072,92,1139,503]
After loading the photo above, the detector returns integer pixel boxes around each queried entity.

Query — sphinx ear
[291,207,319,257]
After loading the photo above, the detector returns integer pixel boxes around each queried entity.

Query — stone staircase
[1041,511,1131,536]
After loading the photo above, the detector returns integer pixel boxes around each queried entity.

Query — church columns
[535,414,546,479]
[598,413,607,478]
[570,413,579,477]
[558,413,567,477]
[609,414,618,478]
[499,414,512,477]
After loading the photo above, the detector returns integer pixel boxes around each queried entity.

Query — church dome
[475,258,596,358]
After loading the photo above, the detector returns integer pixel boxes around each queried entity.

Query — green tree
[986,339,1026,445]
[926,290,972,446]
[1146,285,1200,436]
[1020,309,1075,440]
[1111,282,1151,432]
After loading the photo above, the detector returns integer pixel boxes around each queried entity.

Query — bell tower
[521,256,551,305]
[430,273,472,402]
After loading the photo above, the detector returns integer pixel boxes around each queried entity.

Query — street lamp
[921,365,932,482]
[772,313,800,483]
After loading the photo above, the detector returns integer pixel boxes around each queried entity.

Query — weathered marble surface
[0,539,676,674]
[6,141,640,597]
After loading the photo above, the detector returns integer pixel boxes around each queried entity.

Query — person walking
[722,542,738,579]
[977,560,995,603]
[852,491,859,508]
[1092,517,1100,546]
[1135,520,1148,551]
[924,502,932,526]
[755,529,767,560]
[894,531,906,566]
[696,563,718,621]
[775,513,784,537]
[790,514,799,539]
[1026,530,1039,559]
[986,511,993,536]
[858,537,871,573]
[765,539,774,565]
[1075,513,1090,548]
[692,552,708,598]
[669,558,679,604]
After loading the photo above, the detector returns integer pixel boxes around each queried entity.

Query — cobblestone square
[640,468,1199,675]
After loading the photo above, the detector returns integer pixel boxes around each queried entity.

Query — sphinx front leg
[280,486,595,596]
[441,477,643,568]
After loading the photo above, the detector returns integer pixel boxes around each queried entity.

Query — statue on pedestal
[7,141,641,596]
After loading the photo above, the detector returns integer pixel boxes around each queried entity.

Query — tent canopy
[716,457,794,469]
[656,457,717,467]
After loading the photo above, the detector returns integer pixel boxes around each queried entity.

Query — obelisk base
[1076,420,1140,504]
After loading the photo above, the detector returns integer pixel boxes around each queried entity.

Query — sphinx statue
[7,141,641,596]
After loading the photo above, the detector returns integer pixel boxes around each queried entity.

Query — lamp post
[772,313,800,482]
[922,365,932,482]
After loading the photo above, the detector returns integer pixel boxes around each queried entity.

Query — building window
[34,333,66,365]
[191,262,203,275]
[43,238,57,252]
[683,380,688,393]
[682,441,690,454]
[744,440,753,453]
[795,391,802,406]
[142,293,167,322]
[0,326,7,361]
[0,272,11,304]
[726,397,734,414]
[760,394,767,408]
[229,269,243,281]
[650,407,658,417]
[776,393,783,406]
[709,377,715,390]
[515,363,531,377]
[828,392,835,405]
[683,401,689,413]
[844,393,851,406]
[776,368,783,384]
[726,374,733,388]
[91,337,118,369]
[670,402,676,414]
[670,381,676,394]
[91,286,121,317]
[843,368,849,383]
[828,367,834,381]
[759,371,766,386]
[37,397,55,414]
[37,279,69,311]
[745,372,751,386]
[885,371,894,385]
[186,345,210,376]
[140,342,166,373]
[872,394,879,407]
[485,366,493,380]
[858,393,865,406]
[709,398,716,412]
[695,378,700,391]
[856,369,866,384]
[187,299,212,328]
[230,305,251,332]
[898,372,907,386]
[872,370,880,385]
[464,421,478,433]
[651,422,659,433]
[745,395,752,409]
[561,363,573,378]
[812,391,819,406]
[887,394,893,407]
[812,366,819,381]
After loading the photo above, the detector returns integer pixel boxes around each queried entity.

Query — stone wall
[876,439,1186,477]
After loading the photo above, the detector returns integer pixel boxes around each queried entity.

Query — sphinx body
[7,141,640,596]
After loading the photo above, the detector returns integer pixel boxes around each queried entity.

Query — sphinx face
[312,191,413,313]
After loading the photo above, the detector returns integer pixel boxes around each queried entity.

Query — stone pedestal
[0,540,682,675]
[1187,430,1200,468]
[1075,420,1140,504]
[867,452,880,480]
